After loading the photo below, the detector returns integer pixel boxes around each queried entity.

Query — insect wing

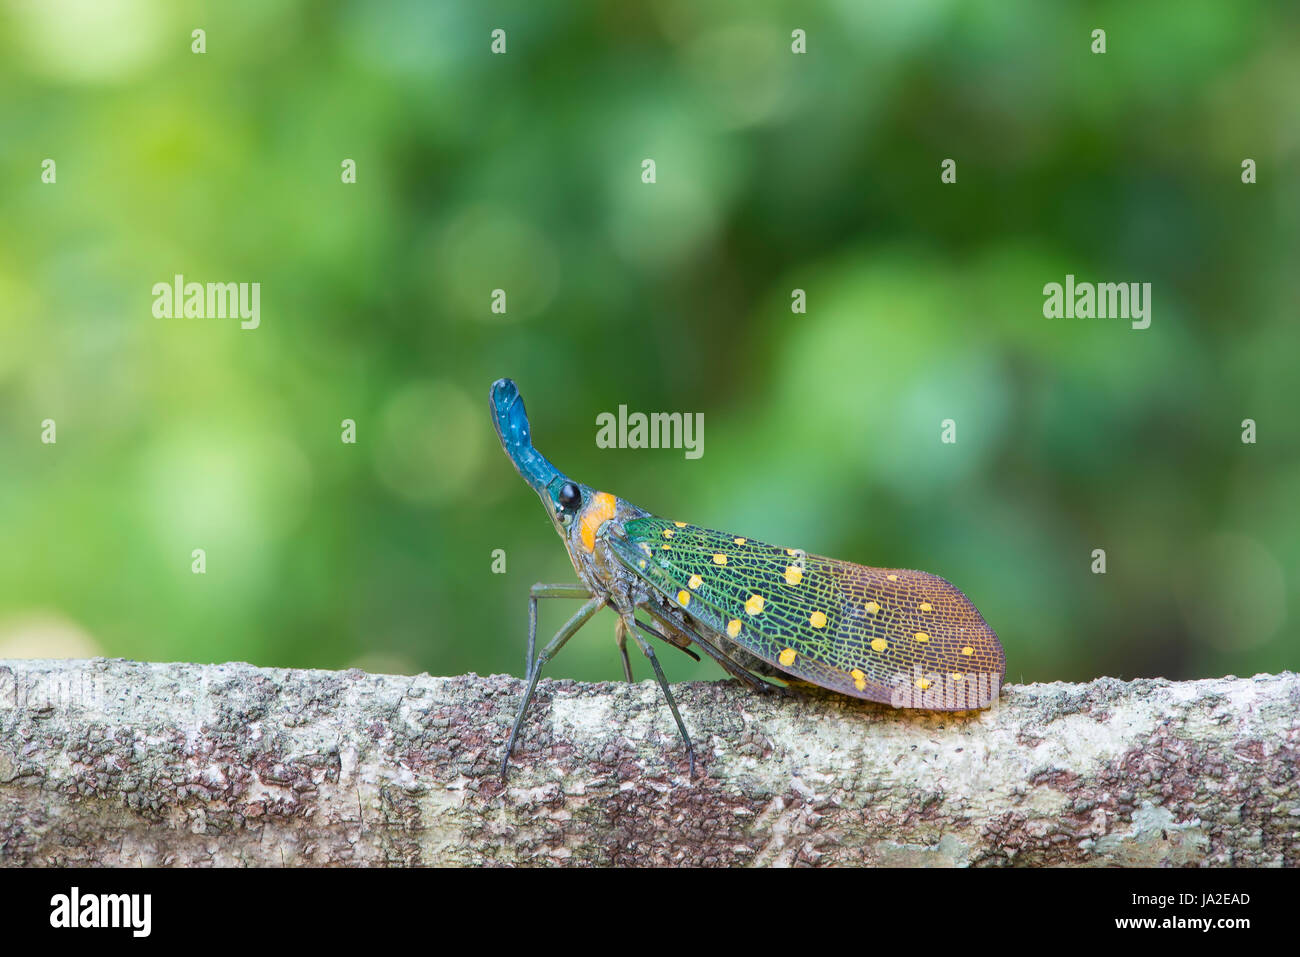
[609,516,1003,710]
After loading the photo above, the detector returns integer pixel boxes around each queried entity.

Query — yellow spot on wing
[713,553,728,566]
[676,590,690,606]
[915,678,932,690]
[734,537,747,545]
[784,566,803,586]
[809,611,827,628]
[688,574,702,589]
[914,631,929,643]
[919,602,932,612]
[662,528,674,539]
[580,492,617,552]
[871,638,887,652]
[726,619,742,638]
[674,521,687,528]
[887,574,899,581]
[850,669,866,691]
[961,646,974,656]
[778,648,796,667]
[745,594,765,615]
[864,601,880,615]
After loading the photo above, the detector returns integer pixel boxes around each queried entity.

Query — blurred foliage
[1,0,1297,689]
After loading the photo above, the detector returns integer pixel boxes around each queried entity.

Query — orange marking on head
[579,491,618,552]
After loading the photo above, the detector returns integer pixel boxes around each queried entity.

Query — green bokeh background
[1,0,1297,689]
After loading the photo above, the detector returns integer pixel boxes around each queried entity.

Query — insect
[490,378,1004,780]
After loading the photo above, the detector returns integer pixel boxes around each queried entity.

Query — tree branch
[0,659,1295,866]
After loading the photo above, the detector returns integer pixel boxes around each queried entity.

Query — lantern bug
[490,378,1004,780]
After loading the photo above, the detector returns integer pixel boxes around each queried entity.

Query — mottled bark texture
[0,659,1296,866]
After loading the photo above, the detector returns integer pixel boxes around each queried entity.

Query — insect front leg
[502,594,605,782]
[621,612,696,779]
[526,583,593,677]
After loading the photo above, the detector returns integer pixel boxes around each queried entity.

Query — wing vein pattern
[608,517,1003,709]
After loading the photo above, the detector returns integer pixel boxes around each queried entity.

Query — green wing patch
[608,515,1003,710]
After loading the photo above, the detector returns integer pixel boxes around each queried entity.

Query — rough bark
[0,659,1296,866]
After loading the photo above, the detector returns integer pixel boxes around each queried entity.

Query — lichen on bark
[0,659,1295,866]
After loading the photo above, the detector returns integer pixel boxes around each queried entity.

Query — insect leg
[526,583,594,677]
[614,618,634,682]
[633,614,745,683]
[639,608,779,695]
[624,615,696,778]
[502,594,605,782]
[632,612,700,658]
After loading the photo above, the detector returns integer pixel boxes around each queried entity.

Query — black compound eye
[558,482,582,511]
